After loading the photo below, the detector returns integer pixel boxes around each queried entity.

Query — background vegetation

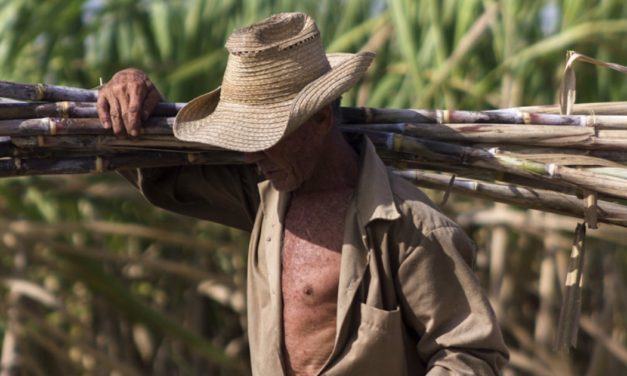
[1,0,627,375]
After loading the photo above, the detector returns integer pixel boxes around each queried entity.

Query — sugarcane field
[1,1,627,376]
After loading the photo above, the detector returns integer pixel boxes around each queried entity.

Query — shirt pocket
[324,303,406,375]
[360,302,402,332]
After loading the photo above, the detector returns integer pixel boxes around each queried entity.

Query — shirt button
[266,236,271,242]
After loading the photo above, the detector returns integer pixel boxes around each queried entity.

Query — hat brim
[173,51,374,152]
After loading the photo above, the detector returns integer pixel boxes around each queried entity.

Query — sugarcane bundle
[1,79,627,228]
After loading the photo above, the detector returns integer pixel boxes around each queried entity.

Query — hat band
[220,37,331,105]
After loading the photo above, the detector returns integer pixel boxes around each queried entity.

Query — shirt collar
[353,136,400,227]
[257,135,401,227]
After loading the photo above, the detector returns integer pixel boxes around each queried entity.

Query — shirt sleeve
[118,165,261,232]
[396,225,509,375]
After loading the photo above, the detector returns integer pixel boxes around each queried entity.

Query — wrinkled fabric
[121,137,508,375]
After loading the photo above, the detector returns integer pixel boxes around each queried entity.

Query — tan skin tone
[97,68,162,137]
[98,70,359,376]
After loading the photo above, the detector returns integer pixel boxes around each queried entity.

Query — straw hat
[173,12,374,152]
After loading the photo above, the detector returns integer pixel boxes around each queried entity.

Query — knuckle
[122,110,138,120]
[98,91,110,101]
[130,84,145,94]
[110,83,126,93]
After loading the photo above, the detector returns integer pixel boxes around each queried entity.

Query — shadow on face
[244,105,334,192]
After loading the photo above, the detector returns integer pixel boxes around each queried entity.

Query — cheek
[292,139,323,179]
[267,123,325,183]
[269,139,305,170]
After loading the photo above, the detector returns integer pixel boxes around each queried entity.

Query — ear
[311,104,334,136]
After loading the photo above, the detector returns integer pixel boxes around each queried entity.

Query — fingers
[126,84,147,137]
[107,94,125,136]
[96,68,162,137]
[97,94,111,129]
[98,90,128,136]
[142,84,162,121]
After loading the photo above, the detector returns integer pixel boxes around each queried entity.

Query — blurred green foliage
[1,1,627,375]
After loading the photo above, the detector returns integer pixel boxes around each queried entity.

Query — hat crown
[221,12,331,105]
[225,12,319,54]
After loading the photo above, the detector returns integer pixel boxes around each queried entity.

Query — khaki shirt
[124,137,508,375]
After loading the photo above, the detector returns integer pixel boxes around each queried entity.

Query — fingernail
[103,122,110,129]
[130,129,138,137]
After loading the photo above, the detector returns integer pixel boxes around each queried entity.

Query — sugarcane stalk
[507,102,627,116]
[475,145,627,166]
[1,78,625,117]
[597,130,627,138]
[2,147,626,227]
[0,102,184,120]
[345,122,595,147]
[0,79,626,206]
[9,134,218,153]
[394,169,627,227]
[0,116,177,137]
[3,117,627,156]
[379,131,627,199]
[0,80,98,102]
[551,164,627,199]
[3,138,591,201]
[385,158,584,197]
[0,151,245,177]
[490,150,627,199]
[554,223,587,351]
[590,137,627,149]
[0,117,606,147]
[11,128,624,199]
[585,167,627,179]
[6,126,627,199]
[0,117,174,136]
[1,97,627,129]
[342,106,627,128]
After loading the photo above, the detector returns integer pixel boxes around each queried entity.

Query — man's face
[244,107,331,192]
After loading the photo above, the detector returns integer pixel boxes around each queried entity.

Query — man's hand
[97,68,162,136]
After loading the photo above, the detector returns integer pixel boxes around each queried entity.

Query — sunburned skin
[281,188,353,376]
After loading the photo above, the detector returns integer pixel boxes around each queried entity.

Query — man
[98,12,508,375]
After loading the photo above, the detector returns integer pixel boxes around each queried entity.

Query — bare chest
[281,190,352,301]
[280,189,353,375]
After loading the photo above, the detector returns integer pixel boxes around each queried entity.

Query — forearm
[119,164,261,231]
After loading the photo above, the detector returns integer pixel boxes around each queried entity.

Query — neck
[297,128,359,194]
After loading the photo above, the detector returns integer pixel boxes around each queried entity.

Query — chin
[270,177,302,192]
[270,182,299,192]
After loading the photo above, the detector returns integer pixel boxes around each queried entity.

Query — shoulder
[384,169,476,266]
[387,169,459,234]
